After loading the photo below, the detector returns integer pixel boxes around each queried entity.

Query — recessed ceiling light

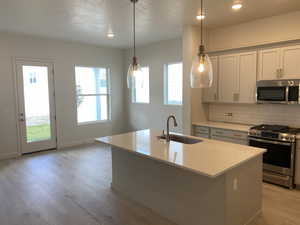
[196,14,206,20]
[232,1,243,10]
[107,32,115,38]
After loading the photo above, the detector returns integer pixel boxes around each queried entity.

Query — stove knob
[250,130,257,136]
[286,136,290,141]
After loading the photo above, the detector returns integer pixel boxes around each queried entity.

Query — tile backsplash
[209,103,300,127]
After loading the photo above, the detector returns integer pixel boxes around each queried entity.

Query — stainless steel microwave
[256,79,300,104]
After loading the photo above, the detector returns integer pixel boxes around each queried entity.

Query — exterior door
[16,60,57,154]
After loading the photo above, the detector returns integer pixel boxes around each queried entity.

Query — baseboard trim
[0,139,97,161]
[244,209,262,225]
[0,152,20,161]
[58,138,95,149]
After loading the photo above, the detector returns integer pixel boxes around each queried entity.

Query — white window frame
[75,65,111,125]
[131,66,150,104]
[164,62,183,106]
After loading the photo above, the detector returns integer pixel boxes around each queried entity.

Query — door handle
[280,68,284,78]
[276,69,281,78]
[19,113,25,122]
[233,93,239,102]
[276,68,284,78]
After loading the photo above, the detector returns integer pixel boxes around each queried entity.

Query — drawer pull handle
[196,129,207,132]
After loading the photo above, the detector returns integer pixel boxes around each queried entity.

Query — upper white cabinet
[202,56,218,102]
[238,52,257,103]
[218,51,257,103]
[218,54,239,103]
[203,44,300,104]
[281,45,300,79]
[258,45,300,80]
[258,48,281,80]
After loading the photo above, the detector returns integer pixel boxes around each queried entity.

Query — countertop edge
[192,121,252,132]
[95,137,265,179]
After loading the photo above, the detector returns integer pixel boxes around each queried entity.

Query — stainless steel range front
[248,125,300,189]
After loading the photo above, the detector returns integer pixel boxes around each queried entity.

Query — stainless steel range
[248,125,300,189]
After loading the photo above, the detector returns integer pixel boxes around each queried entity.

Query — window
[29,72,37,84]
[164,62,183,105]
[75,66,110,124]
[131,67,150,103]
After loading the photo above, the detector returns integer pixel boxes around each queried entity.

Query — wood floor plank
[0,143,299,225]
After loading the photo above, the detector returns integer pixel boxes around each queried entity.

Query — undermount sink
[158,134,202,144]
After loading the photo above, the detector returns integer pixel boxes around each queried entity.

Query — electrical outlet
[233,178,238,191]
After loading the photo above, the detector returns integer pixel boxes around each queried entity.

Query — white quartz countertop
[193,121,252,132]
[95,129,266,178]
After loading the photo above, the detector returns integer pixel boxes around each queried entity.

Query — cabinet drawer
[211,128,248,140]
[194,132,210,139]
[211,135,248,146]
[194,126,210,134]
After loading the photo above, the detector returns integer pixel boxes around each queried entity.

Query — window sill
[164,103,182,107]
[77,120,111,126]
[131,102,150,105]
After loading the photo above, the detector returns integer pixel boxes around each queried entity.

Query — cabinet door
[258,48,281,80]
[210,135,248,145]
[281,45,300,79]
[194,126,210,134]
[202,56,218,102]
[296,148,300,186]
[194,133,210,139]
[218,54,239,103]
[238,52,257,103]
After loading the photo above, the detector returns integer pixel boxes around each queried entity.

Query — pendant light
[127,0,142,88]
[190,0,213,88]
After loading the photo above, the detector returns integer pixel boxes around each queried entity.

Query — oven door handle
[248,137,292,146]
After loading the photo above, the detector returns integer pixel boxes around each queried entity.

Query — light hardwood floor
[0,143,299,225]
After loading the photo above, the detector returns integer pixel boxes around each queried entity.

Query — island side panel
[111,147,227,225]
[225,156,263,225]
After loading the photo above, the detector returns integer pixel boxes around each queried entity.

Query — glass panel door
[16,61,57,153]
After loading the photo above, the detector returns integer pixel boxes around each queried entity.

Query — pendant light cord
[133,0,136,59]
[200,0,203,46]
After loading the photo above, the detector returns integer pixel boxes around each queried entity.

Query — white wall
[207,10,300,52]
[182,25,210,134]
[0,33,125,159]
[124,39,183,133]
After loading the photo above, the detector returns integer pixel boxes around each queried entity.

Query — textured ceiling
[0,0,300,48]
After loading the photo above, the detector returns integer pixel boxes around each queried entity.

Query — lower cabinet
[194,133,210,139]
[210,135,248,145]
[194,126,210,138]
[193,125,248,146]
[295,147,300,187]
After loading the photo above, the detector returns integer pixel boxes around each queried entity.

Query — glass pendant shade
[127,61,142,88]
[191,54,213,88]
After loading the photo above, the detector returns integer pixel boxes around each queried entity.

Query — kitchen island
[95,129,266,225]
